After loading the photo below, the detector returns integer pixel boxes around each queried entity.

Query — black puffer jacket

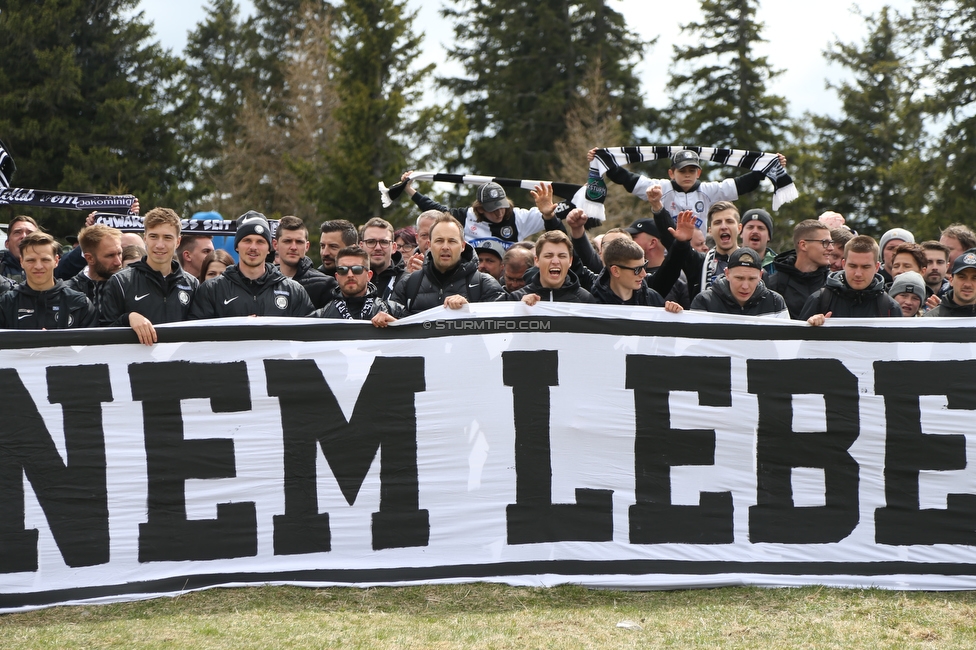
[0,249,25,283]
[690,276,788,317]
[390,245,504,315]
[311,283,392,319]
[924,290,976,317]
[764,250,829,319]
[0,281,96,329]
[589,268,665,306]
[191,263,314,318]
[284,257,338,309]
[507,270,595,303]
[99,259,198,326]
[800,271,902,319]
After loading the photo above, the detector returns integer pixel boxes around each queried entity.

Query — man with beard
[100,208,199,345]
[765,219,831,319]
[311,247,393,320]
[506,231,594,303]
[66,224,123,311]
[925,250,976,317]
[274,215,337,309]
[740,209,776,272]
[920,241,951,308]
[191,211,313,319]
[373,213,504,324]
[318,219,358,276]
[691,247,788,318]
[0,231,95,329]
[801,235,902,323]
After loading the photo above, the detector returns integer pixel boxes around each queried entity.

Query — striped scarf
[379,172,584,214]
[581,146,798,220]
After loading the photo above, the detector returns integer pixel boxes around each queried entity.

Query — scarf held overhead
[378,172,594,218]
[583,146,799,220]
[0,139,135,214]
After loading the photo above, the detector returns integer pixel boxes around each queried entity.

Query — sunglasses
[613,262,647,275]
[336,265,367,275]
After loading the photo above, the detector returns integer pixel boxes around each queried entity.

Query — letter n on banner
[626,356,733,544]
[502,350,613,544]
[130,361,257,563]
[265,357,428,553]
[748,359,859,543]
[874,361,976,545]
[0,366,112,573]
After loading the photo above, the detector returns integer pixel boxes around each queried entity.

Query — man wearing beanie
[740,208,776,272]
[879,227,915,282]
[925,250,976,317]
[191,211,314,319]
[888,271,926,317]
[690,247,788,317]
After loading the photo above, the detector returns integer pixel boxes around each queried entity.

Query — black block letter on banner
[0,366,112,573]
[875,361,976,545]
[626,356,733,544]
[265,357,428,553]
[503,350,613,544]
[130,361,256,562]
[748,359,859,543]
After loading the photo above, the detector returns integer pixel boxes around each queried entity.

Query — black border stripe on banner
[6,560,976,608]
[0,316,975,350]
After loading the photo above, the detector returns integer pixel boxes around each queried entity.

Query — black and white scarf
[580,146,799,220]
[0,139,136,214]
[379,172,584,213]
[334,297,375,320]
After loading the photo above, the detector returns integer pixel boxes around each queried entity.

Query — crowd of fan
[0,149,973,341]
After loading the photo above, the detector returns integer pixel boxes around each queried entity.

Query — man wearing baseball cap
[925,249,976,317]
[690,247,788,317]
[191,211,314,319]
[475,238,506,282]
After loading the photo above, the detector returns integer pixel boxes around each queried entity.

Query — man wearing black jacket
[690,247,789,318]
[65,224,123,312]
[100,208,199,344]
[191,211,314,319]
[274,215,337,308]
[359,217,405,301]
[765,219,831,319]
[0,231,96,329]
[311,247,393,320]
[590,235,666,307]
[507,231,594,304]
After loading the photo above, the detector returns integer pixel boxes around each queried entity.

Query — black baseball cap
[727,247,762,269]
[624,218,661,239]
[671,150,701,170]
[951,249,976,274]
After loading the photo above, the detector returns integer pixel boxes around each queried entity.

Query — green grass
[3,584,976,648]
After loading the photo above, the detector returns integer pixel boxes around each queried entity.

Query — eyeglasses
[613,263,647,275]
[361,239,392,249]
[803,239,833,248]
[335,265,367,275]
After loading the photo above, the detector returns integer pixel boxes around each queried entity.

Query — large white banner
[2,303,976,612]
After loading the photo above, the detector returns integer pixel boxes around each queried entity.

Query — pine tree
[0,0,191,233]
[913,0,976,229]
[440,0,649,183]
[812,8,927,237]
[308,0,433,225]
[666,0,787,152]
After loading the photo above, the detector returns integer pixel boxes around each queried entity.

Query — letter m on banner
[265,357,428,553]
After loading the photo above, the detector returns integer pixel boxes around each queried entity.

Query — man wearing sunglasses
[311,247,393,320]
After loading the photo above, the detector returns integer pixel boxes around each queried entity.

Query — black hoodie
[281,256,337,309]
[506,269,595,303]
[764,249,829,319]
[800,271,902,319]
[690,276,788,317]
[589,267,665,306]
[924,289,976,317]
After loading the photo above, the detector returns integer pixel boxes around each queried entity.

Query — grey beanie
[888,271,925,298]
[879,228,915,253]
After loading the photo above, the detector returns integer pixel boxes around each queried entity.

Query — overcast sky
[140,0,917,119]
